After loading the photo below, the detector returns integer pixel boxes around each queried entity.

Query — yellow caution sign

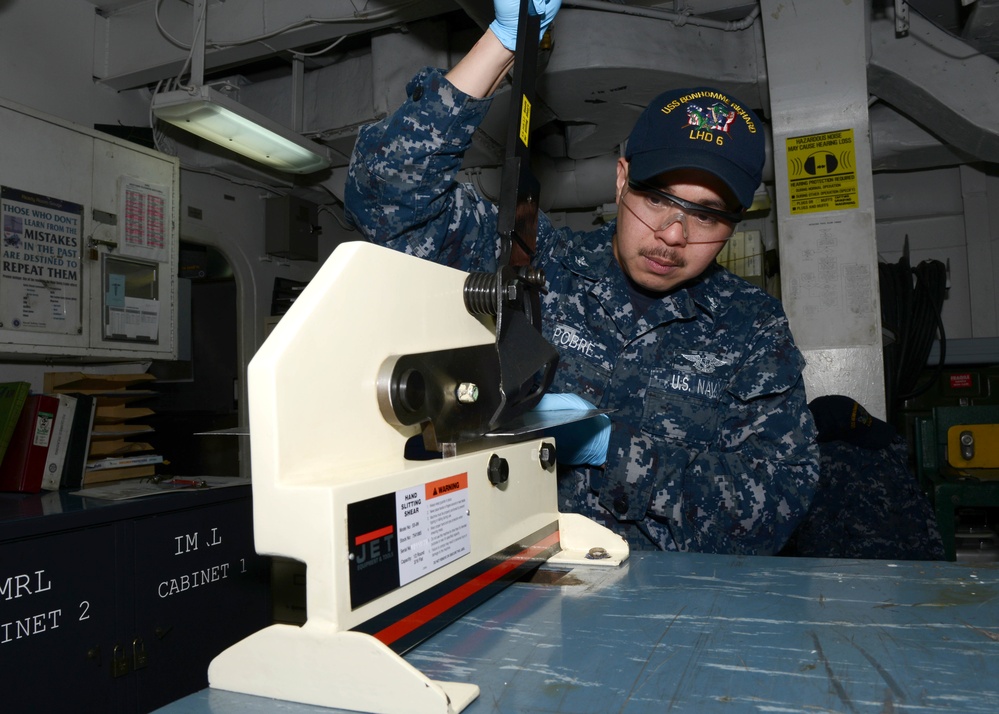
[786,129,859,215]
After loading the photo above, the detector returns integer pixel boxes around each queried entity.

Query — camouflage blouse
[345,67,819,555]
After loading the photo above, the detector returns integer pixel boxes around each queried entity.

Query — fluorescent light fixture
[151,85,331,174]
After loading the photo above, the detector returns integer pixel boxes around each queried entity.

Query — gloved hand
[533,392,611,467]
[489,0,562,52]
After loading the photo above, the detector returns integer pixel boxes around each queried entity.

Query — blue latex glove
[534,392,611,467]
[489,0,562,52]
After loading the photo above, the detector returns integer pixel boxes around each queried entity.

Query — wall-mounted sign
[0,186,83,335]
[786,129,859,215]
[119,176,169,263]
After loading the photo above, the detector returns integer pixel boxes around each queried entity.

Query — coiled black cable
[879,244,948,424]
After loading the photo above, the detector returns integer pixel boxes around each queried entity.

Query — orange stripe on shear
[355,525,394,546]
[374,531,561,646]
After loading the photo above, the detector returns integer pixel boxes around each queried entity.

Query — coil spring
[464,268,544,316]
[521,266,545,288]
[463,272,497,316]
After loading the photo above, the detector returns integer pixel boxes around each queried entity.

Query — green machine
[909,367,999,560]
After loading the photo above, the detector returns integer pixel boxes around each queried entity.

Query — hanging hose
[879,243,948,424]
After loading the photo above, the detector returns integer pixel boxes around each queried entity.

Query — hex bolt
[487,454,509,486]
[456,382,479,404]
[586,547,610,560]
[539,441,557,470]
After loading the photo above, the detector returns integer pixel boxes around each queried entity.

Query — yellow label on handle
[519,95,532,147]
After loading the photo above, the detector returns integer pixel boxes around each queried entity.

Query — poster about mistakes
[1,186,83,335]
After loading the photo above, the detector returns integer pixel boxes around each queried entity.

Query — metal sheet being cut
[486,408,614,437]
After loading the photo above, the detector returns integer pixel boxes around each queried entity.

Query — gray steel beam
[868,6,999,163]
[963,0,999,57]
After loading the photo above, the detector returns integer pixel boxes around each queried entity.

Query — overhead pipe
[561,0,760,31]
[453,0,761,33]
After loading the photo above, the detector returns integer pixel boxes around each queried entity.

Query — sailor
[345,0,820,555]
[781,396,945,560]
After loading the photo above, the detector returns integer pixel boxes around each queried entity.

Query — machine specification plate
[348,473,471,609]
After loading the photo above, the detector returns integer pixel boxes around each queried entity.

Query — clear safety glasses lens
[624,181,741,244]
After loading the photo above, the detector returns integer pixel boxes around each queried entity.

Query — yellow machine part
[947,424,999,474]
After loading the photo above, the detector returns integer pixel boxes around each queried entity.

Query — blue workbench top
[158,551,999,713]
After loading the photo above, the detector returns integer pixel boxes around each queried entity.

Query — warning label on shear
[347,473,470,609]
[397,473,470,586]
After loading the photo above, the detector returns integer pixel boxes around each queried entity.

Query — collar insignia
[681,352,729,373]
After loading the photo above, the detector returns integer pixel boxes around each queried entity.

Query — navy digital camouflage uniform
[781,436,945,560]
[782,397,945,560]
[345,67,820,555]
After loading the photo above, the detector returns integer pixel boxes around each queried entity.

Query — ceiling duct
[868,6,999,164]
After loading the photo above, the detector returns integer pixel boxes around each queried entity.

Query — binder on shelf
[41,394,78,491]
[60,394,96,490]
[0,394,59,493]
[0,381,31,466]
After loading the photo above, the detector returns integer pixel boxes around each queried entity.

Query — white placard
[119,176,169,263]
[397,473,471,586]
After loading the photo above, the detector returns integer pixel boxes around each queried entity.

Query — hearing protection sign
[786,130,859,215]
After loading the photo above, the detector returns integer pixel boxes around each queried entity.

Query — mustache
[639,248,686,268]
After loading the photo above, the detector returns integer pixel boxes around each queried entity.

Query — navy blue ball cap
[808,395,896,451]
[625,87,765,211]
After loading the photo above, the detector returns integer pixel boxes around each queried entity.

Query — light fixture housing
[151,85,331,174]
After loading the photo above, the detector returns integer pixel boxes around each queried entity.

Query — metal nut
[487,454,509,486]
[539,441,557,470]
[456,382,479,403]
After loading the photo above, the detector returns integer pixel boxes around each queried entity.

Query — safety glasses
[621,179,743,244]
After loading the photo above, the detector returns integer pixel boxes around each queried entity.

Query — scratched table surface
[157,552,999,713]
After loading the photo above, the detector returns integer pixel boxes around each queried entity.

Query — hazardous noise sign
[786,129,859,215]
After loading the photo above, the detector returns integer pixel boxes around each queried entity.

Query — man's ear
[615,157,629,201]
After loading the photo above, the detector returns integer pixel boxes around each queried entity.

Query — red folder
[0,394,59,493]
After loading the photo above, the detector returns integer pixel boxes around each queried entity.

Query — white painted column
[760,0,886,418]
[960,164,998,338]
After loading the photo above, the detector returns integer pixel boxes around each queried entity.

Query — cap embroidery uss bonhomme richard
[625,87,766,211]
